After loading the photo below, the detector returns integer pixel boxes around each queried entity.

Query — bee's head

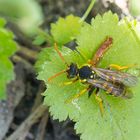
[66,63,78,79]
[79,65,94,80]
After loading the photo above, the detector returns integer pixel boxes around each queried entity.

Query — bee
[48,38,138,115]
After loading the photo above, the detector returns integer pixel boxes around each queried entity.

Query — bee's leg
[88,86,95,97]
[87,87,104,116]
[109,64,136,70]
[60,78,78,86]
[65,87,90,103]
[94,88,104,117]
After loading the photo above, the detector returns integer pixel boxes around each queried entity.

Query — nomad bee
[48,38,138,115]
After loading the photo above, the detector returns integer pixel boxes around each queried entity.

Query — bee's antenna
[48,69,66,82]
[48,43,68,82]
[54,43,68,66]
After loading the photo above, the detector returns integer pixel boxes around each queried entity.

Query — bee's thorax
[79,66,94,80]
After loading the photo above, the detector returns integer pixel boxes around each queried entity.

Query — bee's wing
[92,67,138,87]
[87,79,133,99]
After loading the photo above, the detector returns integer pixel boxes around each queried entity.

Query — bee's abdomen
[107,84,124,97]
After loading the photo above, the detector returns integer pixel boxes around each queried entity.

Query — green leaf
[36,11,140,140]
[0,18,18,99]
[35,47,54,72]
[33,29,54,46]
[0,18,6,27]
[51,15,83,45]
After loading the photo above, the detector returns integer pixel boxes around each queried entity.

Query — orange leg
[94,94,104,117]
[65,88,89,103]
[65,86,104,117]
[59,78,78,86]
[109,64,136,70]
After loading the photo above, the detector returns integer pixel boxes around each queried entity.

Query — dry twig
[6,104,48,140]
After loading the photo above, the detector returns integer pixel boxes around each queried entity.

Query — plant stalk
[80,0,96,22]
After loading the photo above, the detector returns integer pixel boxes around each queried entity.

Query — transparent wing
[92,67,138,87]
[87,79,133,98]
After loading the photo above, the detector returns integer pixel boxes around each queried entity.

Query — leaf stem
[37,28,54,46]
[80,0,96,22]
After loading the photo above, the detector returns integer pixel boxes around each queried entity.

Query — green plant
[0,18,18,99]
[36,10,140,140]
[0,0,140,139]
